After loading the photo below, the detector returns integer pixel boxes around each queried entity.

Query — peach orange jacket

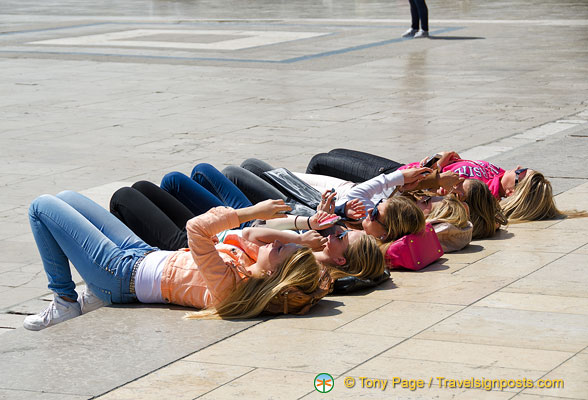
[160,207,259,309]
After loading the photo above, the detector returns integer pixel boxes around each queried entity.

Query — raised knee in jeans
[55,190,78,202]
[190,162,216,180]
[29,194,56,219]
[160,171,184,192]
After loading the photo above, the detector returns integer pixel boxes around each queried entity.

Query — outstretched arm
[235,199,290,225]
[263,210,339,231]
[418,151,462,170]
[242,227,327,251]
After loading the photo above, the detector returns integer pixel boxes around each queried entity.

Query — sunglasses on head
[515,168,528,187]
[336,230,349,240]
[369,199,387,229]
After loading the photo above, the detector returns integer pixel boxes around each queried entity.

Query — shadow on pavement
[429,36,485,40]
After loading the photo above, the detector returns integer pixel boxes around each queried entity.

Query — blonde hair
[500,171,588,222]
[328,234,386,280]
[184,247,319,319]
[465,180,506,239]
[380,196,426,243]
[426,195,470,229]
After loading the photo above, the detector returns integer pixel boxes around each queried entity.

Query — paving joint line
[192,366,257,400]
[297,305,470,398]
[91,317,270,399]
[298,239,587,397]
[464,251,577,309]
[460,109,588,160]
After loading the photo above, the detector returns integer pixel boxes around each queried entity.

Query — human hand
[345,198,365,219]
[437,151,461,169]
[317,189,336,214]
[400,167,433,184]
[299,230,327,251]
[399,180,421,192]
[251,199,291,220]
[439,171,464,191]
[309,210,338,230]
[436,180,466,200]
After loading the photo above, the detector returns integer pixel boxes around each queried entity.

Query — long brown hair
[328,234,386,280]
[184,247,319,319]
[426,194,470,229]
[380,196,426,243]
[500,171,587,222]
[466,180,506,239]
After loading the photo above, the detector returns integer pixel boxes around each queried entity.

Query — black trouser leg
[306,149,403,182]
[110,184,191,250]
[132,180,194,230]
[409,0,420,30]
[222,165,288,204]
[240,158,276,179]
[328,148,404,173]
[412,0,428,31]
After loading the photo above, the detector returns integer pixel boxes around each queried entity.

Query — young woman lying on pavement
[229,158,471,251]
[110,166,385,280]
[304,149,506,239]
[308,148,585,225]
[24,191,322,331]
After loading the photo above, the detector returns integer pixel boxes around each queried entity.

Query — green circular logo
[314,373,334,393]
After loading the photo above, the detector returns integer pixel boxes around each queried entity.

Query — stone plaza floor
[0,1,587,399]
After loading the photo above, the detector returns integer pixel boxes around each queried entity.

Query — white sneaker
[78,286,107,314]
[23,294,82,331]
[414,30,429,38]
[401,28,418,38]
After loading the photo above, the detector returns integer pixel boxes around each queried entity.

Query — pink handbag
[385,223,444,271]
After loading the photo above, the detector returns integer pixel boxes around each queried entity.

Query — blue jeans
[28,191,156,304]
[160,163,253,228]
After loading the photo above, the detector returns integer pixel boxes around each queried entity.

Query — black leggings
[110,181,194,250]
[305,148,403,182]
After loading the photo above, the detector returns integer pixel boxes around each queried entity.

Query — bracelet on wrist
[307,216,311,230]
[294,215,299,230]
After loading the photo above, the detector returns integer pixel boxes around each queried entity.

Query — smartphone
[318,215,341,227]
[422,154,441,168]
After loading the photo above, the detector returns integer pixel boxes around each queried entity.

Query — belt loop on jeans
[130,250,155,295]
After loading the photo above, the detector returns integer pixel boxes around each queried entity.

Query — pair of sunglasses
[515,168,528,187]
[369,199,387,229]
[336,230,349,240]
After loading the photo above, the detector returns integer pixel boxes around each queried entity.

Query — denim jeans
[28,191,155,304]
[160,163,253,228]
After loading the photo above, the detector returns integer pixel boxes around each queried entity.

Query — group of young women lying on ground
[24,149,583,330]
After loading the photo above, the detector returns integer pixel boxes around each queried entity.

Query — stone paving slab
[0,304,261,397]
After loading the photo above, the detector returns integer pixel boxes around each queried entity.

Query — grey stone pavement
[1,1,588,399]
